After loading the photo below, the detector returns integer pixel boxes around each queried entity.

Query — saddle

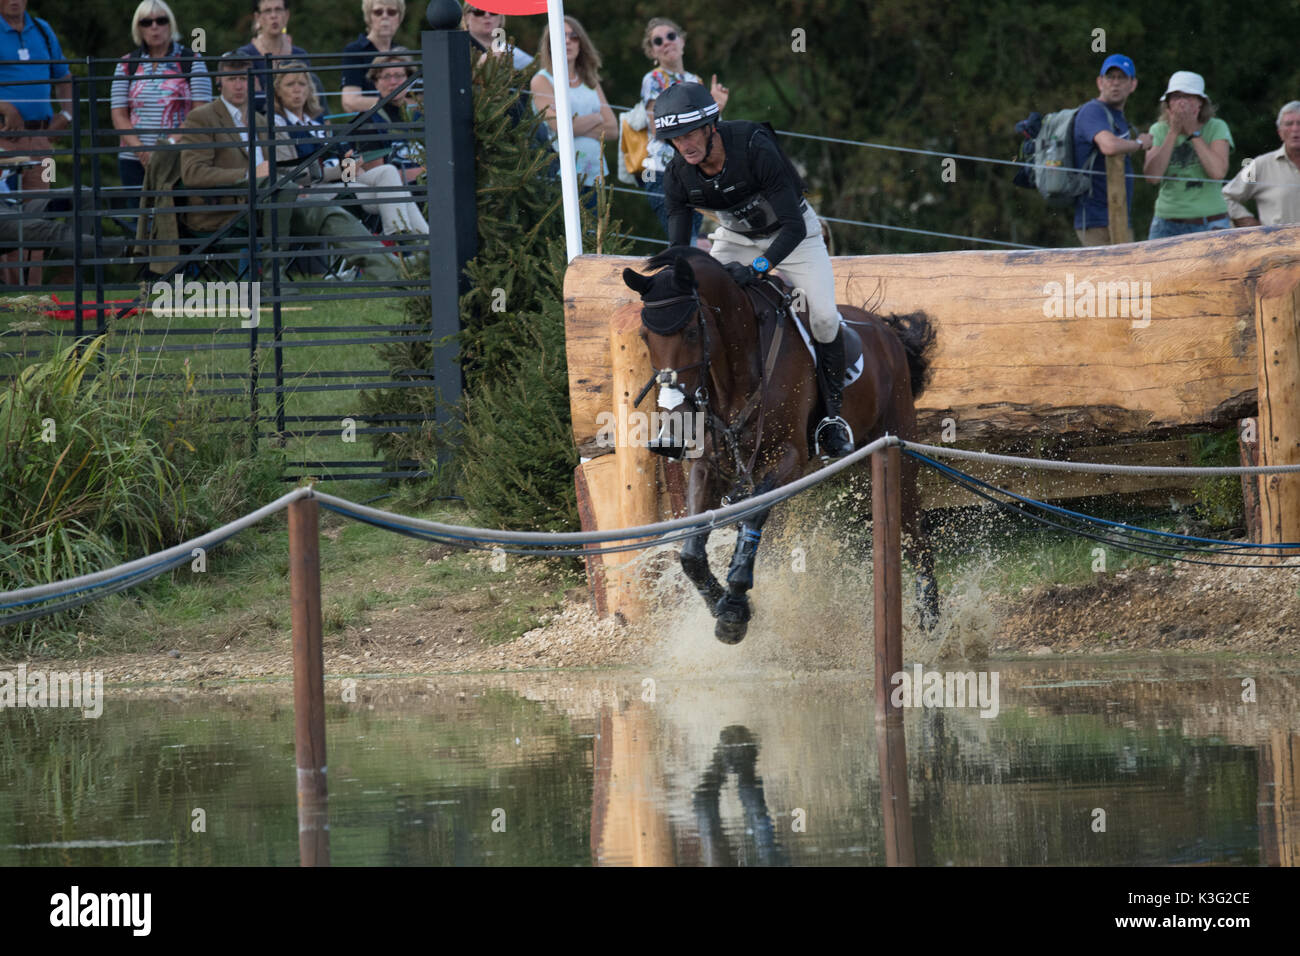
[744,273,865,387]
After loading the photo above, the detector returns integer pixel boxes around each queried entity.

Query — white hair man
[1222,101,1300,226]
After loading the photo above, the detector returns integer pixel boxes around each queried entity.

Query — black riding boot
[813,328,854,458]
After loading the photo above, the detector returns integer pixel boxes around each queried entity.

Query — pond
[0,658,1295,865]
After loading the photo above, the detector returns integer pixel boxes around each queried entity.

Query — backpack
[124,43,197,86]
[1021,103,1115,207]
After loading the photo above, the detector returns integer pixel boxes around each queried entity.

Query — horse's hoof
[714,595,751,644]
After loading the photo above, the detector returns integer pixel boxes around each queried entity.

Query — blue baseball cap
[1100,54,1136,77]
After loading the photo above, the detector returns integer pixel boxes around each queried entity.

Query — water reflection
[0,662,1297,866]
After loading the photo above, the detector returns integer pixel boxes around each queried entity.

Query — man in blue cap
[1073,53,1152,245]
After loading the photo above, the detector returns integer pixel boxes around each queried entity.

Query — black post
[422,1,478,437]
[260,55,285,443]
[246,67,260,453]
[87,66,106,340]
[70,73,82,341]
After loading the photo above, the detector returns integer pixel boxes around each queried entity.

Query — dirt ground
[15,557,1297,684]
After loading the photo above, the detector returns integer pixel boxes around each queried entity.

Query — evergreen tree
[362,51,629,530]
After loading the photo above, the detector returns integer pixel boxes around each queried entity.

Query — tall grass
[1,332,284,645]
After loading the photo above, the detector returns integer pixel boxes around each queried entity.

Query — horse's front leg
[714,466,784,644]
[680,457,725,614]
[900,452,940,630]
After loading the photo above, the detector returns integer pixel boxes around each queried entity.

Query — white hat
[1162,70,1207,101]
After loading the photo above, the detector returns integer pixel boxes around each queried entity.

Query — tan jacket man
[179,96,294,233]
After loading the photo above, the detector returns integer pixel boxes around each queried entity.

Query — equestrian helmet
[652,82,720,141]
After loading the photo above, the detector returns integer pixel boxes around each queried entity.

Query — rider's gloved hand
[724,261,758,287]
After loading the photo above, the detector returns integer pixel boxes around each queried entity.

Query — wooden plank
[607,311,658,621]
[1106,153,1129,244]
[1254,265,1300,554]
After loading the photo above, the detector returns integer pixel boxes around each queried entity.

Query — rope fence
[5,436,1299,627]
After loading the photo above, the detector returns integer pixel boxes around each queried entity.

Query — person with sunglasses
[638,17,729,246]
[531,15,616,205]
[461,3,532,70]
[340,0,407,114]
[110,0,211,191]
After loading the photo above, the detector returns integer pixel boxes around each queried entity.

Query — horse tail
[880,310,936,399]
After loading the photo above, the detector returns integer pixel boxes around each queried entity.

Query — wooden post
[606,311,659,620]
[1254,269,1300,556]
[877,721,915,866]
[1239,417,1262,543]
[873,445,904,725]
[1105,153,1129,244]
[289,496,329,867]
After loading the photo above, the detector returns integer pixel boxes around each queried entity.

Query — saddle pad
[786,308,865,388]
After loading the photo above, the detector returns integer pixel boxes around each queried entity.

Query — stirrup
[814,415,854,459]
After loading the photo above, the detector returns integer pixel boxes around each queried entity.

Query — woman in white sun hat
[1143,70,1234,239]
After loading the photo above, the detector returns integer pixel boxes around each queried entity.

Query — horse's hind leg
[715,473,780,645]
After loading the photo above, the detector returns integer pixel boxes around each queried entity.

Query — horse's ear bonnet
[627,259,700,335]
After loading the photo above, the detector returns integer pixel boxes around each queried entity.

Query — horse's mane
[645,245,717,276]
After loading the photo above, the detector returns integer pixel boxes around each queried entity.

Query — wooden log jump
[564,226,1300,614]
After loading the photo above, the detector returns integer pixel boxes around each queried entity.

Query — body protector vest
[671,121,808,238]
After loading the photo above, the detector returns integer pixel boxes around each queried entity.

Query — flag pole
[546,0,583,262]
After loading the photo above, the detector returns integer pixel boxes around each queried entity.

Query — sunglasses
[652,31,678,46]
[466,9,497,16]
[370,6,400,16]
[138,15,170,27]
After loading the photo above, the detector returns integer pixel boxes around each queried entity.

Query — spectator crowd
[4,0,1300,281]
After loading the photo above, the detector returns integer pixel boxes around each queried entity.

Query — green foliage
[1,333,283,643]
[364,50,628,531]
[1188,429,1244,529]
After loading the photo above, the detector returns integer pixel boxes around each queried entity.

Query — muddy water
[0,659,1296,866]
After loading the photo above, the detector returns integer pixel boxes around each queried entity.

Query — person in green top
[1143,71,1234,239]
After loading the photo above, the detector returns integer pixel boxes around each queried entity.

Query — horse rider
[653,81,852,458]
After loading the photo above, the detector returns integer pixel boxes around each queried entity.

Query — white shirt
[221,96,264,168]
[1221,146,1300,225]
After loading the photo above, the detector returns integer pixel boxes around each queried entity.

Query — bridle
[633,290,715,409]
[634,280,786,500]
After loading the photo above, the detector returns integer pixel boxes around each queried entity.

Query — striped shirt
[111,45,212,162]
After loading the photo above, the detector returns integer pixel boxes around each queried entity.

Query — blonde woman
[273,62,427,234]
[111,0,211,189]
[530,16,616,197]
[341,0,407,113]
[461,3,532,69]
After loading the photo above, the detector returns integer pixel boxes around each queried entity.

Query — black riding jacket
[663,120,809,267]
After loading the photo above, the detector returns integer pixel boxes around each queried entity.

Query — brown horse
[622,246,937,644]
